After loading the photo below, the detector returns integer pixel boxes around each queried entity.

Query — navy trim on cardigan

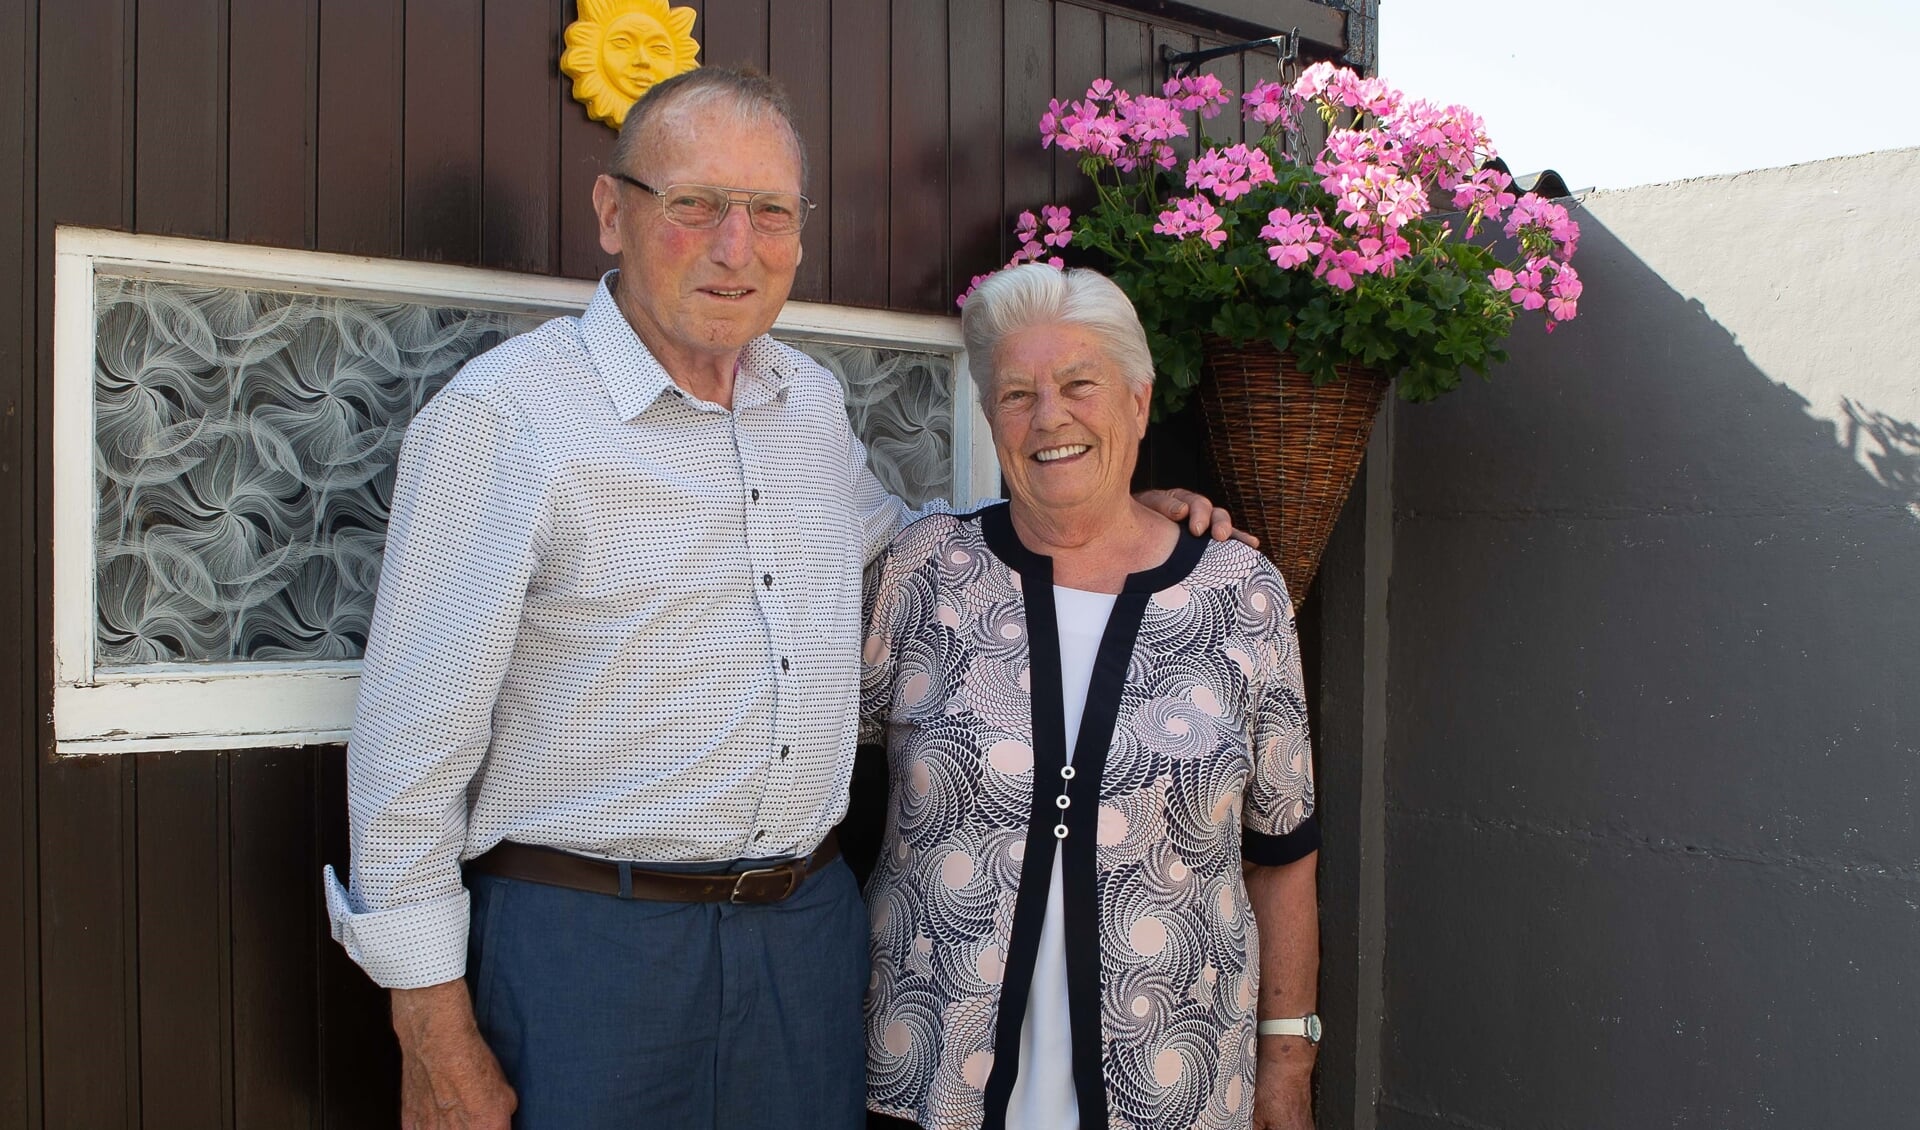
[1244,812,1322,866]
[975,503,1209,1130]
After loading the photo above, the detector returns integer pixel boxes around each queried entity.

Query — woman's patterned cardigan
[860,504,1320,1130]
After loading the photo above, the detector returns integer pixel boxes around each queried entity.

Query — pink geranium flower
[1154,195,1227,249]
[1163,73,1231,118]
[964,61,1585,391]
[1039,205,1074,248]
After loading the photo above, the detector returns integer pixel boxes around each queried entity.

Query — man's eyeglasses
[612,173,814,236]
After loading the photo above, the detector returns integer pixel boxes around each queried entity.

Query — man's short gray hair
[961,265,1156,401]
[611,67,809,189]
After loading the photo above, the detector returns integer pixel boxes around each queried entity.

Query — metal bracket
[1163,27,1318,82]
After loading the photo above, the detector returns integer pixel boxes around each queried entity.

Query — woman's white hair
[960,265,1155,401]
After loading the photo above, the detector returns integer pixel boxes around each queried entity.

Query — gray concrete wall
[1376,149,1920,1128]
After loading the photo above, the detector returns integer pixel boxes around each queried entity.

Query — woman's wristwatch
[1257,1014,1323,1043]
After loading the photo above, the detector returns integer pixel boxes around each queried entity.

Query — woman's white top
[1005,585,1117,1130]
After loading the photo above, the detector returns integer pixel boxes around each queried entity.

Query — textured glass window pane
[786,338,954,508]
[92,277,544,665]
[92,278,960,667]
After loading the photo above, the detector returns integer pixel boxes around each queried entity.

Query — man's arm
[1136,487,1258,546]
[1247,854,1320,1130]
[327,391,549,982]
[819,353,1252,562]
[844,441,1254,569]
[322,391,550,1127]
[392,982,517,1130]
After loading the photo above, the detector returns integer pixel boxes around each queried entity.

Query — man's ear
[592,175,624,257]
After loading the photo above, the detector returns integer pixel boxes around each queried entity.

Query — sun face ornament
[561,0,701,128]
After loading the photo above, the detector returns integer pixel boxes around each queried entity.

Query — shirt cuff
[1243,813,1321,866]
[322,864,471,989]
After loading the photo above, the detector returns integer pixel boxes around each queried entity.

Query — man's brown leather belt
[467,831,840,904]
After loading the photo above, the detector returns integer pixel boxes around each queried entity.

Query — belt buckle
[730,863,801,904]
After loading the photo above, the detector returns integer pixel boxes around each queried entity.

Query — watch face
[1306,1014,1324,1043]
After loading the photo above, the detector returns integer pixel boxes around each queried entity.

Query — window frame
[52,226,993,755]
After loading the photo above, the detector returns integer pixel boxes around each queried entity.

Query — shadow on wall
[1377,175,1920,1130]
[1841,400,1920,519]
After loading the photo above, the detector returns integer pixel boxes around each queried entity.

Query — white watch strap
[1257,1014,1322,1042]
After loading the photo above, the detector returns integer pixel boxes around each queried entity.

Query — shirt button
[763,573,773,588]
[780,657,790,672]
[755,830,767,840]
[751,488,761,502]
[780,745,790,758]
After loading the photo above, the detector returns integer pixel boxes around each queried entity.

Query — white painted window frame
[53,226,995,755]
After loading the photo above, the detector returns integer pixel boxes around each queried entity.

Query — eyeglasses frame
[610,173,815,235]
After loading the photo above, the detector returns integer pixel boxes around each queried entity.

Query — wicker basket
[1196,338,1390,609]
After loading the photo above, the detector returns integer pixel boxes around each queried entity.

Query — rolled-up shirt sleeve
[323,390,551,989]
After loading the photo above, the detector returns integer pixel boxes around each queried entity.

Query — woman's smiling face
[987,323,1150,519]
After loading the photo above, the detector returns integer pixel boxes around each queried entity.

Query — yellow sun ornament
[561,0,701,128]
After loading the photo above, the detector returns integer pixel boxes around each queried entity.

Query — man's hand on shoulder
[392,980,517,1130]
[1136,488,1261,547]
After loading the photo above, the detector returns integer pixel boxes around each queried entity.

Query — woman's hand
[1251,1045,1316,1130]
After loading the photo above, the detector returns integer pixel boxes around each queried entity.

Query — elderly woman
[860,265,1321,1130]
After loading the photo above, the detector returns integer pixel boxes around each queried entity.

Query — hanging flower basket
[963,62,1584,609]
[1197,339,1389,608]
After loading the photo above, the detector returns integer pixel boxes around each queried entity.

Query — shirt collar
[581,272,795,420]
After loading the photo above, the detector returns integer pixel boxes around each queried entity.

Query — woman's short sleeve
[1241,566,1320,866]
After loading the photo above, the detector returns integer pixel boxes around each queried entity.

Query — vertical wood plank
[0,0,35,1118]
[231,750,322,1130]
[480,0,558,274]
[830,0,889,307]
[1243,45,1283,148]
[768,0,831,301]
[129,6,240,1103]
[135,0,226,238]
[1230,50,1250,146]
[1197,38,1238,150]
[135,753,231,1130]
[555,0,616,282]
[1152,25,1198,164]
[1051,3,1102,214]
[317,0,405,255]
[1151,27,1199,164]
[38,759,137,1128]
[1138,23,1202,494]
[318,747,399,1127]
[1102,13,1151,98]
[947,0,1002,295]
[888,0,948,313]
[701,0,769,71]
[1001,0,1052,230]
[37,0,136,1122]
[403,0,483,263]
[229,0,318,248]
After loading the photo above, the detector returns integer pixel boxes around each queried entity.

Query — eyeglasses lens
[661,185,806,235]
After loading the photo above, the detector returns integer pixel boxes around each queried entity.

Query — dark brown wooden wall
[1,1,1298,1125]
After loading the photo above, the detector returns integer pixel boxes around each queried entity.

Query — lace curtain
[91,277,957,666]
[786,338,953,509]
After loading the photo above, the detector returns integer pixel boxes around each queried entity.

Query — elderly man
[323,68,1238,1130]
